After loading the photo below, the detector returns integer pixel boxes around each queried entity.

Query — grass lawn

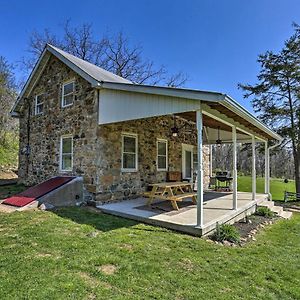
[0,205,299,299]
[238,176,296,201]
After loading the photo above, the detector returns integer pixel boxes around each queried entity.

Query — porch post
[232,126,237,209]
[252,135,256,201]
[196,107,203,228]
[264,141,268,194]
[209,144,213,177]
[265,141,270,196]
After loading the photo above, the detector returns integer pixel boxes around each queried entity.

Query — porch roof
[97,84,282,142]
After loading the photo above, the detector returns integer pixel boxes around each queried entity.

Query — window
[122,134,138,171]
[60,135,73,171]
[35,94,43,115]
[62,81,75,107]
[157,139,168,171]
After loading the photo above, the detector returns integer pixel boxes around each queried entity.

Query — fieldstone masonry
[18,55,210,204]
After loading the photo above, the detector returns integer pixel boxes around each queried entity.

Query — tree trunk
[293,147,300,194]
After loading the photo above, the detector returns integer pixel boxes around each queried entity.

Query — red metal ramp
[2,176,75,207]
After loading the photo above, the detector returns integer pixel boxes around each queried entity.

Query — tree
[22,21,188,87]
[239,23,300,193]
[0,56,17,145]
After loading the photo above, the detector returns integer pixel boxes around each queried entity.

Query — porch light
[171,126,179,137]
[216,126,222,147]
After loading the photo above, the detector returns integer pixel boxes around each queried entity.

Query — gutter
[222,95,283,141]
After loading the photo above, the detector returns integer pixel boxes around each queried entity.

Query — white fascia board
[98,82,225,102]
[222,95,282,141]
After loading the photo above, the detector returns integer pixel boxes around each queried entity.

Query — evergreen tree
[239,24,300,193]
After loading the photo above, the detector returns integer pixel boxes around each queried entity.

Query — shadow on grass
[52,206,138,232]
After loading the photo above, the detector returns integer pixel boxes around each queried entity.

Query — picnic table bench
[145,182,197,210]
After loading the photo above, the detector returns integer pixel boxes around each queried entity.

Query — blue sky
[1,0,299,112]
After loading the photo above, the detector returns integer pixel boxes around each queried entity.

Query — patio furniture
[146,182,197,210]
[284,191,300,202]
[212,171,233,192]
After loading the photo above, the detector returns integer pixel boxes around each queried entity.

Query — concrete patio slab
[98,191,268,236]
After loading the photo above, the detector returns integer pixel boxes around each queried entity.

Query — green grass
[0,203,299,299]
[238,176,296,201]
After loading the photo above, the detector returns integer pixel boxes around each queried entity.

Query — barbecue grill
[213,171,233,192]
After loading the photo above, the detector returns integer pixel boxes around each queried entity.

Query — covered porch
[97,84,282,232]
[99,191,268,236]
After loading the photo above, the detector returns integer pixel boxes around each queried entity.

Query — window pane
[123,153,136,169]
[63,82,74,95]
[158,156,167,169]
[158,141,166,155]
[123,136,136,153]
[185,150,192,178]
[62,154,72,170]
[36,95,43,104]
[36,103,43,114]
[63,94,73,106]
[62,137,72,153]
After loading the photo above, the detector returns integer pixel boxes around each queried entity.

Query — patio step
[271,205,283,215]
[258,201,293,219]
[279,211,293,220]
[258,201,275,209]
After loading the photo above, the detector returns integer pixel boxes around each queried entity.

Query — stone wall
[18,55,99,187]
[95,117,210,203]
[18,55,210,204]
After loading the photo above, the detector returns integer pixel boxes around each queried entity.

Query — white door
[182,144,193,181]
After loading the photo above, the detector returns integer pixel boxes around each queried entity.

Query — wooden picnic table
[146,181,197,210]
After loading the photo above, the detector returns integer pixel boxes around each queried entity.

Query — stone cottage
[11,44,281,214]
[11,44,211,203]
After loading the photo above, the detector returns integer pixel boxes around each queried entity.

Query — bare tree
[21,22,188,87]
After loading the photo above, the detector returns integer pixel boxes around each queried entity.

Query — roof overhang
[96,82,282,142]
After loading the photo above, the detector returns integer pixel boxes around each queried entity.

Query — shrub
[256,206,275,218]
[212,223,240,243]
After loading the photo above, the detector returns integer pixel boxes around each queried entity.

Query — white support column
[252,135,256,201]
[264,141,268,194]
[265,143,270,196]
[209,144,213,177]
[196,108,204,228]
[232,126,237,209]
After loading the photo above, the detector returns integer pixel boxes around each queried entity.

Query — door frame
[182,143,194,180]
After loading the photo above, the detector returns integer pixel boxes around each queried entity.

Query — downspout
[25,98,31,176]
[267,141,282,201]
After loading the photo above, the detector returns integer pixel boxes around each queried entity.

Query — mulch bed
[233,214,279,243]
[207,214,279,247]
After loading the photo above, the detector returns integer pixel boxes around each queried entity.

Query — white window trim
[61,80,75,108]
[35,94,43,115]
[121,133,138,172]
[157,138,168,171]
[59,135,73,172]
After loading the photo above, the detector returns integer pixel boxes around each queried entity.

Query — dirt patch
[119,243,133,251]
[0,169,18,180]
[78,272,102,287]
[98,264,117,275]
[36,253,52,258]
[178,258,195,271]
